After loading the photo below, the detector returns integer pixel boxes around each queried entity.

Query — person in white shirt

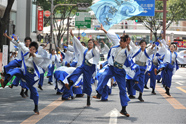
[1,36,51,114]
[95,33,131,117]
[154,40,180,96]
[129,39,155,102]
[47,49,61,85]
[65,30,99,106]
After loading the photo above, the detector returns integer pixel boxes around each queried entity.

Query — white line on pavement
[175,82,183,85]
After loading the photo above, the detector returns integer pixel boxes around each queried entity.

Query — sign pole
[67,17,70,45]
[50,0,53,51]
[78,28,80,37]
[163,0,167,39]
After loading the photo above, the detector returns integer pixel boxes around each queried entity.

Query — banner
[38,10,44,31]
[90,0,143,31]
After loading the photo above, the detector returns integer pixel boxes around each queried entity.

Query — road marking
[175,82,183,86]
[177,87,186,93]
[104,108,119,124]
[156,85,186,109]
[21,97,64,124]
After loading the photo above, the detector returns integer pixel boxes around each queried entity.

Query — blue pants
[137,66,146,93]
[12,77,21,86]
[67,64,95,96]
[162,63,174,88]
[54,70,69,92]
[62,86,73,99]
[38,73,44,86]
[7,68,39,105]
[4,59,22,74]
[161,70,166,86]
[12,77,29,89]
[156,75,161,81]
[47,64,55,82]
[126,80,136,96]
[96,66,130,106]
[101,85,109,101]
[144,71,150,85]
[73,86,83,94]
[70,61,77,67]
[150,65,158,89]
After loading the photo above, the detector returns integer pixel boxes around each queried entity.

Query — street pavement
[0,68,186,124]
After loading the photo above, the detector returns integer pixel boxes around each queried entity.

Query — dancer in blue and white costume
[65,30,100,106]
[154,39,186,96]
[129,39,155,102]
[1,35,51,114]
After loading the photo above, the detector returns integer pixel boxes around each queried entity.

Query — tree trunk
[0,0,15,50]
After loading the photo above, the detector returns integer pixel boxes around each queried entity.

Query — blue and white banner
[91,0,143,31]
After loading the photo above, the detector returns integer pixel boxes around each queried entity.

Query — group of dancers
[1,24,186,117]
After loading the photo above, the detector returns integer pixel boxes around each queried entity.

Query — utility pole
[155,0,168,39]
[163,0,167,39]
[67,17,70,45]
[50,0,53,51]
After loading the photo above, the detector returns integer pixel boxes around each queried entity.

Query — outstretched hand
[3,33,8,37]
[70,29,74,37]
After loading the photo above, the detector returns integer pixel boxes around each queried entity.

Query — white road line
[175,82,183,86]
[105,108,119,124]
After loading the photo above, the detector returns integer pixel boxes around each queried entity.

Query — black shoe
[152,89,156,95]
[38,85,43,90]
[151,91,156,95]
[120,106,130,117]
[165,87,171,96]
[24,89,29,97]
[48,82,53,85]
[20,90,26,98]
[92,93,101,99]
[71,96,75,100]
[76,94,84,97]
[113,82,117,87]
[163,84,165,87]
[157,80,162,83]
[87,96,90,106]
[62,97,71,100]
[129,95,135,99]
[56,92,62,95]
[101,99,108,101]
[138,97,144,102]
[33,105,39,115]
[144,85,149,89]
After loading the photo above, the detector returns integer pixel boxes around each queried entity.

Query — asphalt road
[0,68,186,124]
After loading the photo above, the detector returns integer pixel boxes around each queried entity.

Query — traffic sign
[44,10,51,18]
[136,0,155,16]
[75,12,91,29]
[81,32,86,37]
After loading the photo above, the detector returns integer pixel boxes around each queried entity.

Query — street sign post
[75,12,91,29]
[136,0,155,16]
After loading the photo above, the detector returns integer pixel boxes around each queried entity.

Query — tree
[35,0,92,47]
[129,0,186,42]
[0,0,15,50]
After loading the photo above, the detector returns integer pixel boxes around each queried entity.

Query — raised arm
[70,30,86,52]
[13,36,29,54]
[101,40,110,53]
[146,44,156,56]
[129,40,138,51]
[3,33,19,46]
[100,24,119,46]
